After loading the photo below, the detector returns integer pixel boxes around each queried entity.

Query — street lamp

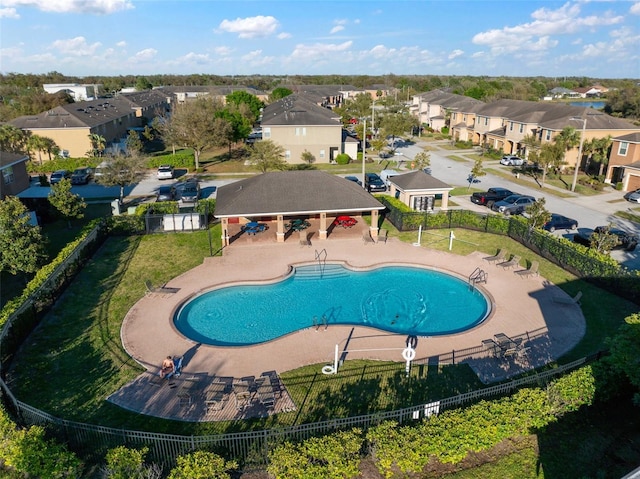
[371,100,376,139]
[361,117,367,189]
[570,117,587,192]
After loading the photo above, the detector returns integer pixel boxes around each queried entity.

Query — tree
[26,134,49,165]
[527,197,551,230]
[248,140,287,173]
[225,91,264,123]
[554,126,581,172]
[102,445,162,479]
[134,76,152,91]
[269,87,293,102]
[520,134,541,161]
[125,130,144,156]
[537,142,565,186]
[168,450,237,479]
[88,133,106,157]
[588,224,620,254]
[412,151,431,171]
[467,158,486,189]
[0,124,28,153]
[215,108,251,154]
[593,136,613,176]
[48,178,86,228]
[0,196,47,278]
[301,149,316,165]
[379,112,414,147]
[158,98,227,169]
[97,154,146,203]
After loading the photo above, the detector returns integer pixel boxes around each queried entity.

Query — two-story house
[606,132,640,191]
[260,94,346,164]
[0,151,30,200]
[10,90,169,158]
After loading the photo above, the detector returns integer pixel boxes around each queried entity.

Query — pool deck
[112,236,585,421]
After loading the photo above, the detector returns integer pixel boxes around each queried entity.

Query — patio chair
[205,381,228,412]
[256,377,276,408]
[177,377,201,407]
[233,381,252,411]
[482,339,500,358]
[515,261,539,278]
[497,255,521,269]
[483,249,507,264]
[363,231,375,244]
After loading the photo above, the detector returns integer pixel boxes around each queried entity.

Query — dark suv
[364,173,386,192]
[179,179,200,203]
[573,226,638,251]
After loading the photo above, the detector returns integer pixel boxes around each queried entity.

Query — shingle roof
[214,171,385,217]
[614,132,640,143]
[0,150,28,169]
[390,170,452,191]
[261,94,341,126]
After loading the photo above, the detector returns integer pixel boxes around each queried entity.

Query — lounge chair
[145,280,179,295]
[256,377,276,408]
[515,261,539,278]
[363,231,375,244]
[205,381,227,412]
[177,377,201,407]
[553,291,582,306]
[482,339,500,358]
[233,381,252,411]
[483,249,507,264]
[497,255,521,269]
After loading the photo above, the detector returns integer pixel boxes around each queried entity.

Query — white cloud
[49,36,101,56]
[131,48,157,61]
[213,46,233,56]
[175,52,211,65]
[631,2,640,15]
[277,32,291,40]
[330,25,344,34]
[471,51,485,58]
[116,41,126,48]
[473,2,623,56]
[217,15,280,39]
[290,41,353,61]
[0,0,133,14]
[0,7,19,18]
[448,49,464,60]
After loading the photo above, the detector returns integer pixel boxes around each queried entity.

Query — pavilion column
[276,215,285,243]
[318,212,328,240]
[370,210,379,239]
[221,218,229,246]
[441,192,449,210]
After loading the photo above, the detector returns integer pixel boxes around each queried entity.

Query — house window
[509,122,513,131]
[618,142,629,156]
[263,128,271,139]
[319,150,325,159]
[545,130,551,141]
[463,115,467,122]
[484,118,488,126]
[2,166,14,185]
[285,150,291,159]
[519,124,524,133]
[295,127,307,136]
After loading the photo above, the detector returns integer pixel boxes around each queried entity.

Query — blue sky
[1,0,639,78]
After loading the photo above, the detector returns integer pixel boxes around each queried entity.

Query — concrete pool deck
[111,236,586,421]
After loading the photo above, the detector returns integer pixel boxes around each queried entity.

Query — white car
[500,155,525,166]
[157,165,175,180]
[624,188,640,203]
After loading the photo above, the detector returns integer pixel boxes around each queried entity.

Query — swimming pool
[174,264,490,346]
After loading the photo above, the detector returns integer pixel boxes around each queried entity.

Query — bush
[102,446,161,479]
[168,451,237,479]
[335,153,351,165]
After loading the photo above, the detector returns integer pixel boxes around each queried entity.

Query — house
[260,94,345,164]
[0,151,30,200]
[10,90,169,158]
[411,90,484,133]
[387,170,453,211]
[548,87,580,99]
[606,132,640,191]
[158,85,269,105]
[214,170,385,245]
[43,83,102,101]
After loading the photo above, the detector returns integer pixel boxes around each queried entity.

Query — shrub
[168,451,237,479]
[102,446,161,479]
[335,153,351,165]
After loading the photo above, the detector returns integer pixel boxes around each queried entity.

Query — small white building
[43,83,101,101]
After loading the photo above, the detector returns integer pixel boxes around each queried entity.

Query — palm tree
[26,134,48,165]
[594,136,613,176]
[520,134,540,162]
[553,126,581,173]
[88,133,106,157]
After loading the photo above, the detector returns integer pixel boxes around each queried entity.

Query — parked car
[93,160,111,183]
[573,226,638,251]
[491,194,536,215]
[71,167,93,185]
[379,169,399,187]
[543,213,578,232]
[500,155,525,166]
[179,179,200,203]
[470,187,516,207]
[50,170,71,184]
[344,176,362,186]
[623,188,640,203]
[156,185,177,202]
[157,165,175,180]
[364,173,386,192]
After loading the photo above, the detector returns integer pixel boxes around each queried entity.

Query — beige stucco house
[606,132,640,191]
[411,90,484,133]
[10,90,169,158]
[260,94,345,164]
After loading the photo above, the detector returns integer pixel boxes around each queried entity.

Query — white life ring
[402,346,416,362]
[322,365,336,375]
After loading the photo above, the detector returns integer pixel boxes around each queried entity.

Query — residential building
[43,83,102,101]
[606,132,640,191]
[158,85,269,105]
[0,151,30,200]
[260,94,345,164]
[10,90,169,158]
[411,90,484,133]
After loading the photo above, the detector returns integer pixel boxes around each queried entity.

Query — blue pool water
[174,265,490,346]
